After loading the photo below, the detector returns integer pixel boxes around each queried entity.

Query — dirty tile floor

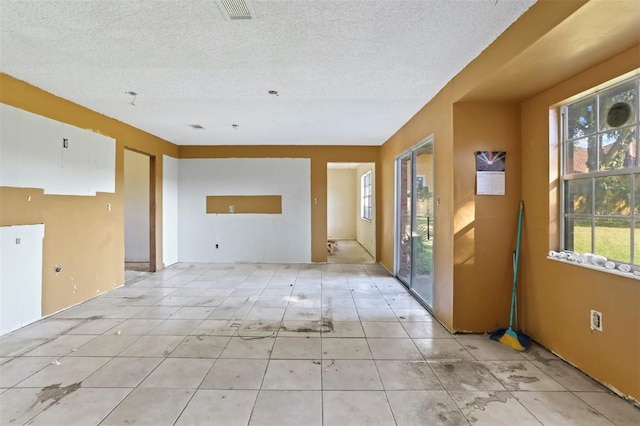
[1,263,638,425]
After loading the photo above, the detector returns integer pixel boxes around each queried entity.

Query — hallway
[0,263,636,425]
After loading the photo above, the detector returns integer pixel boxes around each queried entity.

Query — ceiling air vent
[217,0,255,20]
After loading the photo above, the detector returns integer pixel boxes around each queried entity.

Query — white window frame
[361,171,372,221]
[559,75,640,270]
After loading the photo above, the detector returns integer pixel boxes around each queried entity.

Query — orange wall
[378,0,639,400]
[0,73,178,315]
[452,103,522,332]
[520,48,640,400]
[380,88,456,328]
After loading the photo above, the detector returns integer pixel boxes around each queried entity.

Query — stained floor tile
[24,387,132,426]
[100,388,194,426]
[387,390,469,426]
[0,263,632,426]
[450,391,541,425]
[249,390,322,426]
[512,391,615,425]
[375,360,443,390]
[82,357,159,387]
[261,359,321,390]
[322,359,383,390]
[323,390,396,426]
[200,358,268,390]
[175,389,258,426]
[139,358,215,388]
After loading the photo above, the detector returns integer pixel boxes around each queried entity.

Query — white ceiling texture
[0,0,535,146]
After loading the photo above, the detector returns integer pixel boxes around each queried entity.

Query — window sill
[547,256,640,280]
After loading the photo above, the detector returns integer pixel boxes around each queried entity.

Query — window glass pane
[599,80,637,131]
[564,217,591,253]
[635,222,640,265]
[594,219,630,262]
[635,174,640,216]
[564,178,592,215]
[594,175,631,216]
[565,136,597,173]
[567,97,597,139]
[599,126,637,170]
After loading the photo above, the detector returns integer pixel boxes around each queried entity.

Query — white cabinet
[0,224,44,335]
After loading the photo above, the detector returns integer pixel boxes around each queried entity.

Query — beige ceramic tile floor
[0,263,638,425]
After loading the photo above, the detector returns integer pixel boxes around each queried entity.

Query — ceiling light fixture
[125,91,137,106]
[268,90,279,96]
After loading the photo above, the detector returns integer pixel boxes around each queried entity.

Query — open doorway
[124,148,156,283]
[327,162,376,264]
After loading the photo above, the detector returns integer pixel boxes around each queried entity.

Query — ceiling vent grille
[218,0,255,20]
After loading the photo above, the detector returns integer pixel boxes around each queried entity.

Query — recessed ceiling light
[189,124,204,129]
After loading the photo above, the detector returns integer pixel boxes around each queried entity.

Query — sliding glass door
[396,138,434,309]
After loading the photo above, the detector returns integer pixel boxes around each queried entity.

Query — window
[560,75,639,266]
[361,171,372,220]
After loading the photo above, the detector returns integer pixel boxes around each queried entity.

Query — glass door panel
[412,145,434,308]
[395,139,434,310]
[397,154,412,285]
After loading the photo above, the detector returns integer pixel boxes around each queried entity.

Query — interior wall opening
[326,162,376,264]
[124,148,156,282]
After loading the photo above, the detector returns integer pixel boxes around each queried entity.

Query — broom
[490,200,531,351]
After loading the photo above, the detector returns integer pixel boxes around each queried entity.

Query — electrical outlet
[229,205,234,213]
[63,138,69,148]
[15,238,21,245]
[215,244,219,249]
[590,310,603,331]
[107,203,111,211]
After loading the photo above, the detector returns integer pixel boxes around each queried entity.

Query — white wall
[327,168,357,239]
[124,150,149,262]
[178,158,311,263]
[0,224,44,335]
[356,163,376,257]
[162,155,179,267]
[0,103,115,196]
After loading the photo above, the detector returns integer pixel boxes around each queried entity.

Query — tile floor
[1,263,638,426]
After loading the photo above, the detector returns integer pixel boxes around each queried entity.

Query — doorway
[327,162,376,264]
[124,148,156,282]
[395,137,434,308]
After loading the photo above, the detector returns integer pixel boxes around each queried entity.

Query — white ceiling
[0,0,534,146]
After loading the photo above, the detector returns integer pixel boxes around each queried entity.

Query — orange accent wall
[0,73,178,314]
[206,195,282,214]
[452,103,522,332]
[379,0,640,400]
[520,48,640,401]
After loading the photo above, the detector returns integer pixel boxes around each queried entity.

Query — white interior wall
[356,163,376,257]
[177,158,311,263]
[327,168,357,239]
[0,224,44,335]
[124,150,149,263]
[0,103,115,196]
[162,155,179,267]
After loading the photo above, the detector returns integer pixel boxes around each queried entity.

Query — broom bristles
[499,330,526,352]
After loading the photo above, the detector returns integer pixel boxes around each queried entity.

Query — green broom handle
[509,200,524,330]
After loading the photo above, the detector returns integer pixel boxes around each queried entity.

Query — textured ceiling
[0,0,534,146]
